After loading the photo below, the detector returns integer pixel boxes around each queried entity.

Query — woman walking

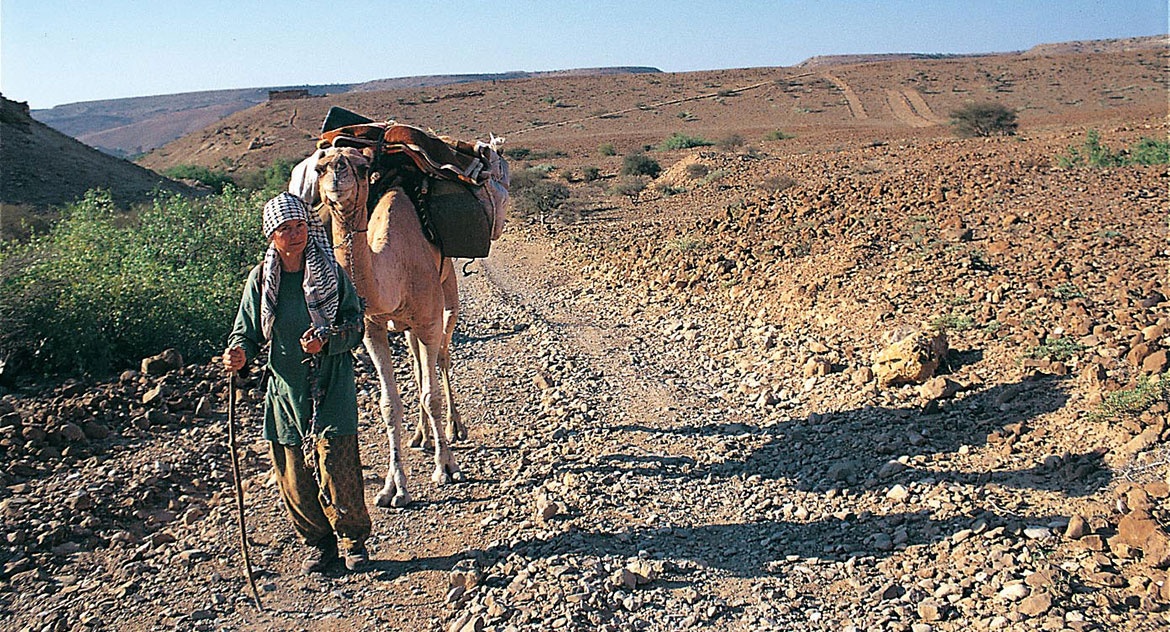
[223,192,371,573]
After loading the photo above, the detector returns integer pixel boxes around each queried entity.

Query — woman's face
[271,219,308,260]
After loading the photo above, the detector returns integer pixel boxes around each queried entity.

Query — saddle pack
[316,107,510,259]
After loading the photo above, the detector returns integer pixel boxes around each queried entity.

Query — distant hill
[0,95,191,214]
[29,68,661,158]
[1023,34,1166,56]
[794,34,1166,68]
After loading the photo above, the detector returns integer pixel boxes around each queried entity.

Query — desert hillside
[2,37,1169,632]
[135,42,1166,177]
[0,95,192,236]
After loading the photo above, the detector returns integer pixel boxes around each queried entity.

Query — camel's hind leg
[417,339,462,485]
[405,331,432,450]
[365,319,411,508]
[438,258,465,442]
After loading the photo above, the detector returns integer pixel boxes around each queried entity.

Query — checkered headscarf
[260,193,339,341]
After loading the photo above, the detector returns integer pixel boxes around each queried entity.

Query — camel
[315,146,464,508]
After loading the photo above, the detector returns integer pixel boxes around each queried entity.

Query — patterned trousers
[269,433,372,553]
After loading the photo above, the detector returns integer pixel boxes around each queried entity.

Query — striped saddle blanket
[317,117,510,257]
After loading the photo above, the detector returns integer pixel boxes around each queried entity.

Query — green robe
[228,263,365,445]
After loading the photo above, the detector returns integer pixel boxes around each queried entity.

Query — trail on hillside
[820,74,869,120]
[884,89,940,128]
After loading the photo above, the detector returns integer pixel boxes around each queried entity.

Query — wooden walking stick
[227,371,264,611]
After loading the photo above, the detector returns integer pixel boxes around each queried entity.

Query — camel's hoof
[408,434,425,450]
[446,423,467,443]
[375,489,411,508]
[431,469,454,486]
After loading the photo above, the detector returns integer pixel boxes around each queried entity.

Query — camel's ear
[360,147,375,161]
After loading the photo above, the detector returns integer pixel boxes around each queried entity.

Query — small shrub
[581,166,602,182]
[685,163,710,179]
[758,175,797,193]
[598,143,617,156]
[510,179,570,220]
[163,164,234,193]
[657,184,686,196]
[1129,137,1170,165]
[621,152,661,178]
[1025,337,1085,362]
[1053,282,1084,300]
[702,169,727,185]
[1088,374,1168,422]
[503,147,532,160]
[717,134,745,151]
[610,176,647,197]
[658,133,714,151]
[233,157,298,193]
[764,130,794,141]
[1055,130,1120,168]
[509,168,548,190]
[949,102,1018,137]
[929,313,975,332]
[670,235,706,252]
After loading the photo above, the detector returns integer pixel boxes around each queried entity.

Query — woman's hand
[300,329,324,355]
[222,346,246,372]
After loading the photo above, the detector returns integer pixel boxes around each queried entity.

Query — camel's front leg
[404,331,431,450]
[439,262,465,442]
[418,340,462,485]
[365,320,411,508]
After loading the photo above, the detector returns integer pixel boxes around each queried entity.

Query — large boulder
[872,330,948,388]
[141,349,183,376]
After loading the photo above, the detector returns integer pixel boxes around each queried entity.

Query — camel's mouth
[320,177,359,205]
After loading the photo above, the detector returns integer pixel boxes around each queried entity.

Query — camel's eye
[355,164,369,178]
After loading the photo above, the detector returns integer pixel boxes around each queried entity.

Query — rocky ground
[1,115,1168,632]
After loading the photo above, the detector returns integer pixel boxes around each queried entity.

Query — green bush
[621,152,661,178]
[1025,337,1085,362]
[510,179,570,220]
[657,133,714,151]
[598,143,617,156]
[948,102,1018,137]
[581,166,602,182]
[610,176,647,197]
[0,188,267,377]
[163,164,235,193]
[1129,137,1170,165]
[685,163,710,179]
[764,130,795,141]
[508,168,548,191]
[233,157,298,193]
[1088,374,1168,422]
[717,134,745,151]
[503,147,532,160]
[1056,130,1170,168]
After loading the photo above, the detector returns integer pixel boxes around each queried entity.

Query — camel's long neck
[327,201,374,302]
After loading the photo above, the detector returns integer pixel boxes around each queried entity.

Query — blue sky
[2,0,1165,109]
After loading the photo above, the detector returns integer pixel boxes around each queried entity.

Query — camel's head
[316,147,371,220]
